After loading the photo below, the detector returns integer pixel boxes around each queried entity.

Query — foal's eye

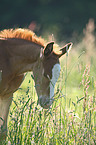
[43,71,50,80]
[44,72,48,79]
[42,69,47,78]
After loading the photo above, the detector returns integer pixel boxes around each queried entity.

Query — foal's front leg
[0,96,13,142]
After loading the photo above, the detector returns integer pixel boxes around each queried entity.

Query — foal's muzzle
[38,96,54,109]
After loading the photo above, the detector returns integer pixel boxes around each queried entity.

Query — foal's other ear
[44,42,54,56]
[58,42,73,58]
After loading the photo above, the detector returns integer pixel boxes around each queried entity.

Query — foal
[0,28,72,142]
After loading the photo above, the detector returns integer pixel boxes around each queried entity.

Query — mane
[0,28,45,47]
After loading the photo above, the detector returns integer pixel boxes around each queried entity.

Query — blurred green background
[0,0,96,42]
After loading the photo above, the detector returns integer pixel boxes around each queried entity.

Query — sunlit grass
[3,20,96,144]
[4,50,96,144]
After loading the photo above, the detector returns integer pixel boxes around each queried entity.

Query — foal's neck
[6,38,43,75]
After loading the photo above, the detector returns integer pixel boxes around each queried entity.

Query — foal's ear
[44,42,54,56]
[58,42,73,58]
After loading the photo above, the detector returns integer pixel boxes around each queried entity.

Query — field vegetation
[2,19,96,145]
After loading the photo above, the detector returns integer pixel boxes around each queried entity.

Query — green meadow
[3,21,96,145]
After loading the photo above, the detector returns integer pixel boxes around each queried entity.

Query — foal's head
[33,42,72,109]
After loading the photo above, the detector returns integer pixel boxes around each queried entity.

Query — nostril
[38,96,53,109]
[39,97,49,105]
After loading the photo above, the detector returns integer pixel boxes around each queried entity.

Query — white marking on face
[50,63,61,99]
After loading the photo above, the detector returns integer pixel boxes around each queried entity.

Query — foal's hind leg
[0,96,13,142]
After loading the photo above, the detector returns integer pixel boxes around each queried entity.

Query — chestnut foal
[0,28,72,142]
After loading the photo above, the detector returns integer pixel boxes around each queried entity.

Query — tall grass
[3,19,96,145]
